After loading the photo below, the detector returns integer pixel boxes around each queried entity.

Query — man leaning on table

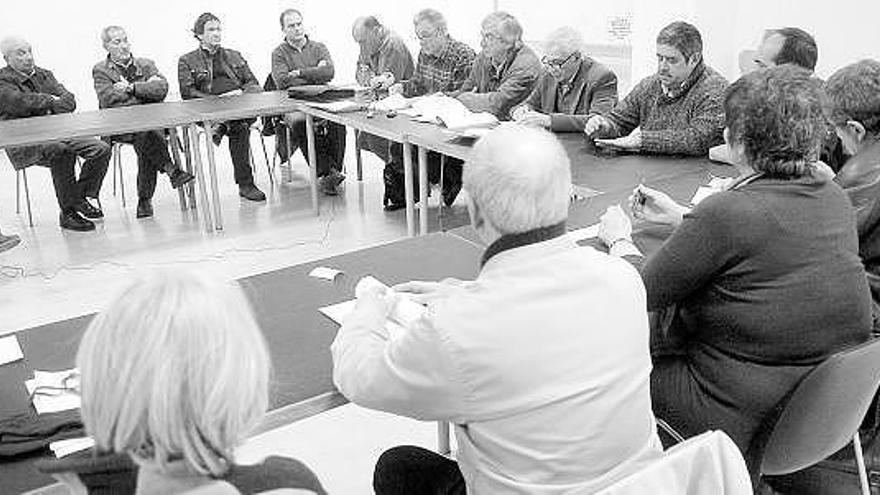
[178,12,266,202]
[332,125,662,494]
[583,21,727,156]
[451,11,542,120]
[511,26,618,132]
[271,8,346,196]
[93,25,194,219]
[0,37,110,232]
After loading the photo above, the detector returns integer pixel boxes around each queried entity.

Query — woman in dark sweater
[600,65,872,474]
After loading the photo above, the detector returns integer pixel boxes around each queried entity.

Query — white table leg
[202,122,224,231]
[403,141,415,237]
[305,114,319,215]
[418,146,428,235]
[438,421,451,455]
[187,123,214,233]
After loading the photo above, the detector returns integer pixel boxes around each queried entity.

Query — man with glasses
[93,26,195,218]
[511,26,617,132]
[382,9,476,210]
[453,11,541,119]
[584,21,727,156]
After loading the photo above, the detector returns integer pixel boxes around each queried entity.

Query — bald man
[0,37,110,232]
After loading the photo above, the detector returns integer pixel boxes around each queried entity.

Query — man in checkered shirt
[384,9,476,211]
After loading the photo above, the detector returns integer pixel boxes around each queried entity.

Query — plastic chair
[759,337,880,495]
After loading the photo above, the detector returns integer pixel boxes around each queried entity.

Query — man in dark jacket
[178,12,265,202]
[93,26,194,218]
[0,37,110,232]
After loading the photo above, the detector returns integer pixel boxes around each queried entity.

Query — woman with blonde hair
[41,270,326,494]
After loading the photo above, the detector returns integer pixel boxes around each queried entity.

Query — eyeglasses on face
[542,52,577,69]
[480,31,503,42]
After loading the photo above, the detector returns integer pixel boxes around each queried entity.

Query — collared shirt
[355,28,414,86]
[271,36,334,90]
[457,44,541,118]
[333,234,662,494]
[92,55,168,109]
[402,36,475,97]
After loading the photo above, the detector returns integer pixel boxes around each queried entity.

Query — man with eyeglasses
[584,21,727,156]
[452,11,541,119]
[511,26,617,132]
[93,26,195,219]
[382,9,476,210]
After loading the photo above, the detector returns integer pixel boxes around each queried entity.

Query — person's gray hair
[100,26,125,45]
[825,59,880,135]
[413,8,447,34]
[0,36,28,58]
[352,15,382,39]
[481,11,523,45]
[77,270,271,477]
[544,26,583,57]
[464,126,571,234]
[724,65,826,177]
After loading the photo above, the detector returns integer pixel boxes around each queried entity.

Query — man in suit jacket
[511,26,618,132]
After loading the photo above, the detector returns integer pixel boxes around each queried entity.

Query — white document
[370,94,410,112]
[50,437,94,458]
[568,224,601,242]
[301,100,364,113]
[410,95,498,131]
[0,335,24,366]
[319,276,426,340]
[309,266,343,281]
[25,369,81,415]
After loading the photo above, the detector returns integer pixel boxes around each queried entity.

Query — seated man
[512,26,618,132]
[93,25,194,218]
[383,8,477,210]
[453,11,541,119]
[351,16,413,179]
[332,126,662,494]
[0,37,110,232]
[584,21,727,156]
[825,59,880,330]
[272,8,346,196]
[710,27,846,170]
[178,12,265,202]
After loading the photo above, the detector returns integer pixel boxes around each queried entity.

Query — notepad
[0,335,24,366]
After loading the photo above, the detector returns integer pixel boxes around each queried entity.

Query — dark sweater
[271,37,334,90]
[602,62,728,156]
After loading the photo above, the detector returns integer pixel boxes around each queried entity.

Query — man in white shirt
[332,125,662,494]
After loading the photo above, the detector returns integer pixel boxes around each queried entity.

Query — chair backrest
[595,430,752,495]
[761,337,880,475]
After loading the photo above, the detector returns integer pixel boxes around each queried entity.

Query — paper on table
[568,224,600,242]
[319,299,409,341]
[25,369,81,415]
[50,437,94,458]
[320,276,426,340]
[309,266,343,281]
[690,186,718,205]
[301,100,364,113]
[0,335,24,366]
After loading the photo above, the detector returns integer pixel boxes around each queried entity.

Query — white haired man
[453,11,541,119]
[511,26,618,132]
[0,37,110,232]
[93,26,194,218]
[332,126,662,494]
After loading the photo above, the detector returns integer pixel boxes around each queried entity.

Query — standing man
[271,9,346,196]
[584,21,728,156]
[453,11,542,119]
[511,26,618,132]
[351,16,414,184]
[383,8,477,210]
[0,37,110,232]
[93,26,194,218]
[178,12,266,202]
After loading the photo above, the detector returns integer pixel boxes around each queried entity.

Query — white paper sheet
[568,224,601,242]
[309,266,343,281]
[0,335,24,366]
[320,276,426,340]
[50,437,94,458]
[25,369,81,414]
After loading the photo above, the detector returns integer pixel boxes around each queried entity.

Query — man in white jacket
[332,125,662,494]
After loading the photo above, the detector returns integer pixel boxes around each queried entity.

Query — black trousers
[278,115,346,177]
[385,143,463,205]
[42,138,111,210]
[223,119,256,186]
[373,445,466,495]
[111,130,177,200]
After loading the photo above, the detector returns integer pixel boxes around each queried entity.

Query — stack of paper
[50,437,94,458]
[25,369,81,415]
[410,95,498,131]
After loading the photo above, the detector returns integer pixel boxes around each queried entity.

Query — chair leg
[854,431,871,495]
[167,128,188,211]
[354,129,364,182]
[439,154,446,231]
[116,144,126,208]
[22,169,33,228]
[112,143,118,196]
[258,132,273,186]
[285,124,293,183]
[181,126,197,209]
[15,169,21,214]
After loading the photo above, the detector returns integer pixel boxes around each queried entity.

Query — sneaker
[0,234,21,254]
[59,210,95,232]
[210,123,227,146]
[326,169,346,187]
[136,198,154,219]
[169,169,195,189]
[238,184,266,202]
[319,173,344,196]
[74,198,104,220]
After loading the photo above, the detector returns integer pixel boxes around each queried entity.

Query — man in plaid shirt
[384,9,476,211]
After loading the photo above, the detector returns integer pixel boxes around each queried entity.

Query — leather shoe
[0,234,21,254]
[136,198,154,219]
[169,169,195,189]
[211,123,227,146]
[239,184,266,202]
[74,199,104,220]
[60,210,95,232]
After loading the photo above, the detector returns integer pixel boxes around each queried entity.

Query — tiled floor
[0,132,468,493]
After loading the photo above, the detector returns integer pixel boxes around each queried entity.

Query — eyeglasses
[480,31,503,42]
[416,29,441,41]
[542,52,578,69]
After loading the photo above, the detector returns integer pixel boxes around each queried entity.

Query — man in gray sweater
[584,21,727,156]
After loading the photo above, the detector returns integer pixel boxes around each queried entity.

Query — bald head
[1,37,35,74]
[464,126,571,235]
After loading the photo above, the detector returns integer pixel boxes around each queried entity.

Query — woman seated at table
[46,270,327,494]
[599,65,872,476]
